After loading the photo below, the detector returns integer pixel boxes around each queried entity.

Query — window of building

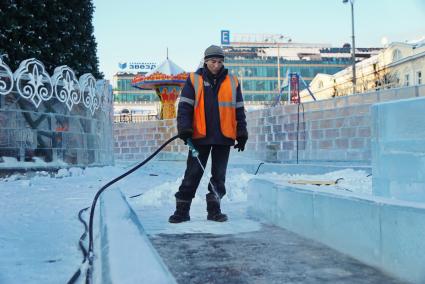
[257,81,265,91]
[267,67,277,77]
[404,74,410,86]
[244,95,252,101]
[253,94,266,101]
[417,71,422,85]
[318,80,324,89]
[391,71,400,86]
[392,49,402,62]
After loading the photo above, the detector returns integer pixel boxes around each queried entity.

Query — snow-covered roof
[308,73,334,85]
[389,37,425,49]
[146,58,185,76]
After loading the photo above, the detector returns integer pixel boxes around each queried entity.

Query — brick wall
[245,85,424,164]
[246,96,374,164]
[114,85,425,164]
[113,119,187,161]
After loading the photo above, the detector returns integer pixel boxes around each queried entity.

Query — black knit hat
[204,45,225,61]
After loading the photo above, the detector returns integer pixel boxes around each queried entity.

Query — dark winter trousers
[175,145,230,201]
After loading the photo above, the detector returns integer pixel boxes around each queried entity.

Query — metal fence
[113,113,159,123]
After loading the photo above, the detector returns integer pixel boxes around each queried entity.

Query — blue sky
[92,0,425,80]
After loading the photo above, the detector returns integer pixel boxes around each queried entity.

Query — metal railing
[114,113,158,123]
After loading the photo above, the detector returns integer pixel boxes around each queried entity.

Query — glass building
[223,42,381,103]
[113,72,157,104]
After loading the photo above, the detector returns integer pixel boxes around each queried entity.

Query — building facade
[300,39,425,101]
[222,34,380,105]
[112,72,159,121]
[113,72,157,103]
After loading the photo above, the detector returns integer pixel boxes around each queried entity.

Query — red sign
[290,74,300,104]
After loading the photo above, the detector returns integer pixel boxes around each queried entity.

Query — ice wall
[97,188,176,284]
[0,58,114,169]
[372,96,425,202]
[247,178,425,284]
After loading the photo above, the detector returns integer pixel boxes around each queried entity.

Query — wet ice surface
[150,224,405,284]
[133,197,404,284]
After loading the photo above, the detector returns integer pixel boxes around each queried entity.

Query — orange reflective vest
[189,72,239,140]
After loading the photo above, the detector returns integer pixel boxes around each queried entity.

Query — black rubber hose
[296,102,305,164]
[67,268,81,284]
[85,134,179,282]
[78,207,90,258]
[129,193,144,198]
[254,162,265,175]
[67,206,89,284]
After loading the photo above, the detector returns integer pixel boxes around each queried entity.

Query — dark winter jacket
[177,65,247,146]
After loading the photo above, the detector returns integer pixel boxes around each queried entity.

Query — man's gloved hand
[234,129,248,152]
[178,128,193,145]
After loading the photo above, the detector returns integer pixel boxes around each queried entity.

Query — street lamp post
[277,42,281,94]
[344,0,356,94]
[239,70,244,94]
[265,34,288,99]
[237,68,251,94]
[231,68,249,94]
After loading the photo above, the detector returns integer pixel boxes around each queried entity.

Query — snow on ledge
[97,188,176,284]
[0,157,68,169]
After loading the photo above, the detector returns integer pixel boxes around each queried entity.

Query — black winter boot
[169,198,191,223]
[206,194,228,222]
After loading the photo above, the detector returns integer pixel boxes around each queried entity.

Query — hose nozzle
[186,138,199,157]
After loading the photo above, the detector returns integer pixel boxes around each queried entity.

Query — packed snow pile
[133,167,372,208]
[134,167,256,207]
[55,167,85,178]
[260,168,372,195]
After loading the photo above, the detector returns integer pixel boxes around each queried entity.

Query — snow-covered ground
[0,159,372,283]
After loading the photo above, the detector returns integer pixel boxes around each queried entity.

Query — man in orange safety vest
[169,45,248,223]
